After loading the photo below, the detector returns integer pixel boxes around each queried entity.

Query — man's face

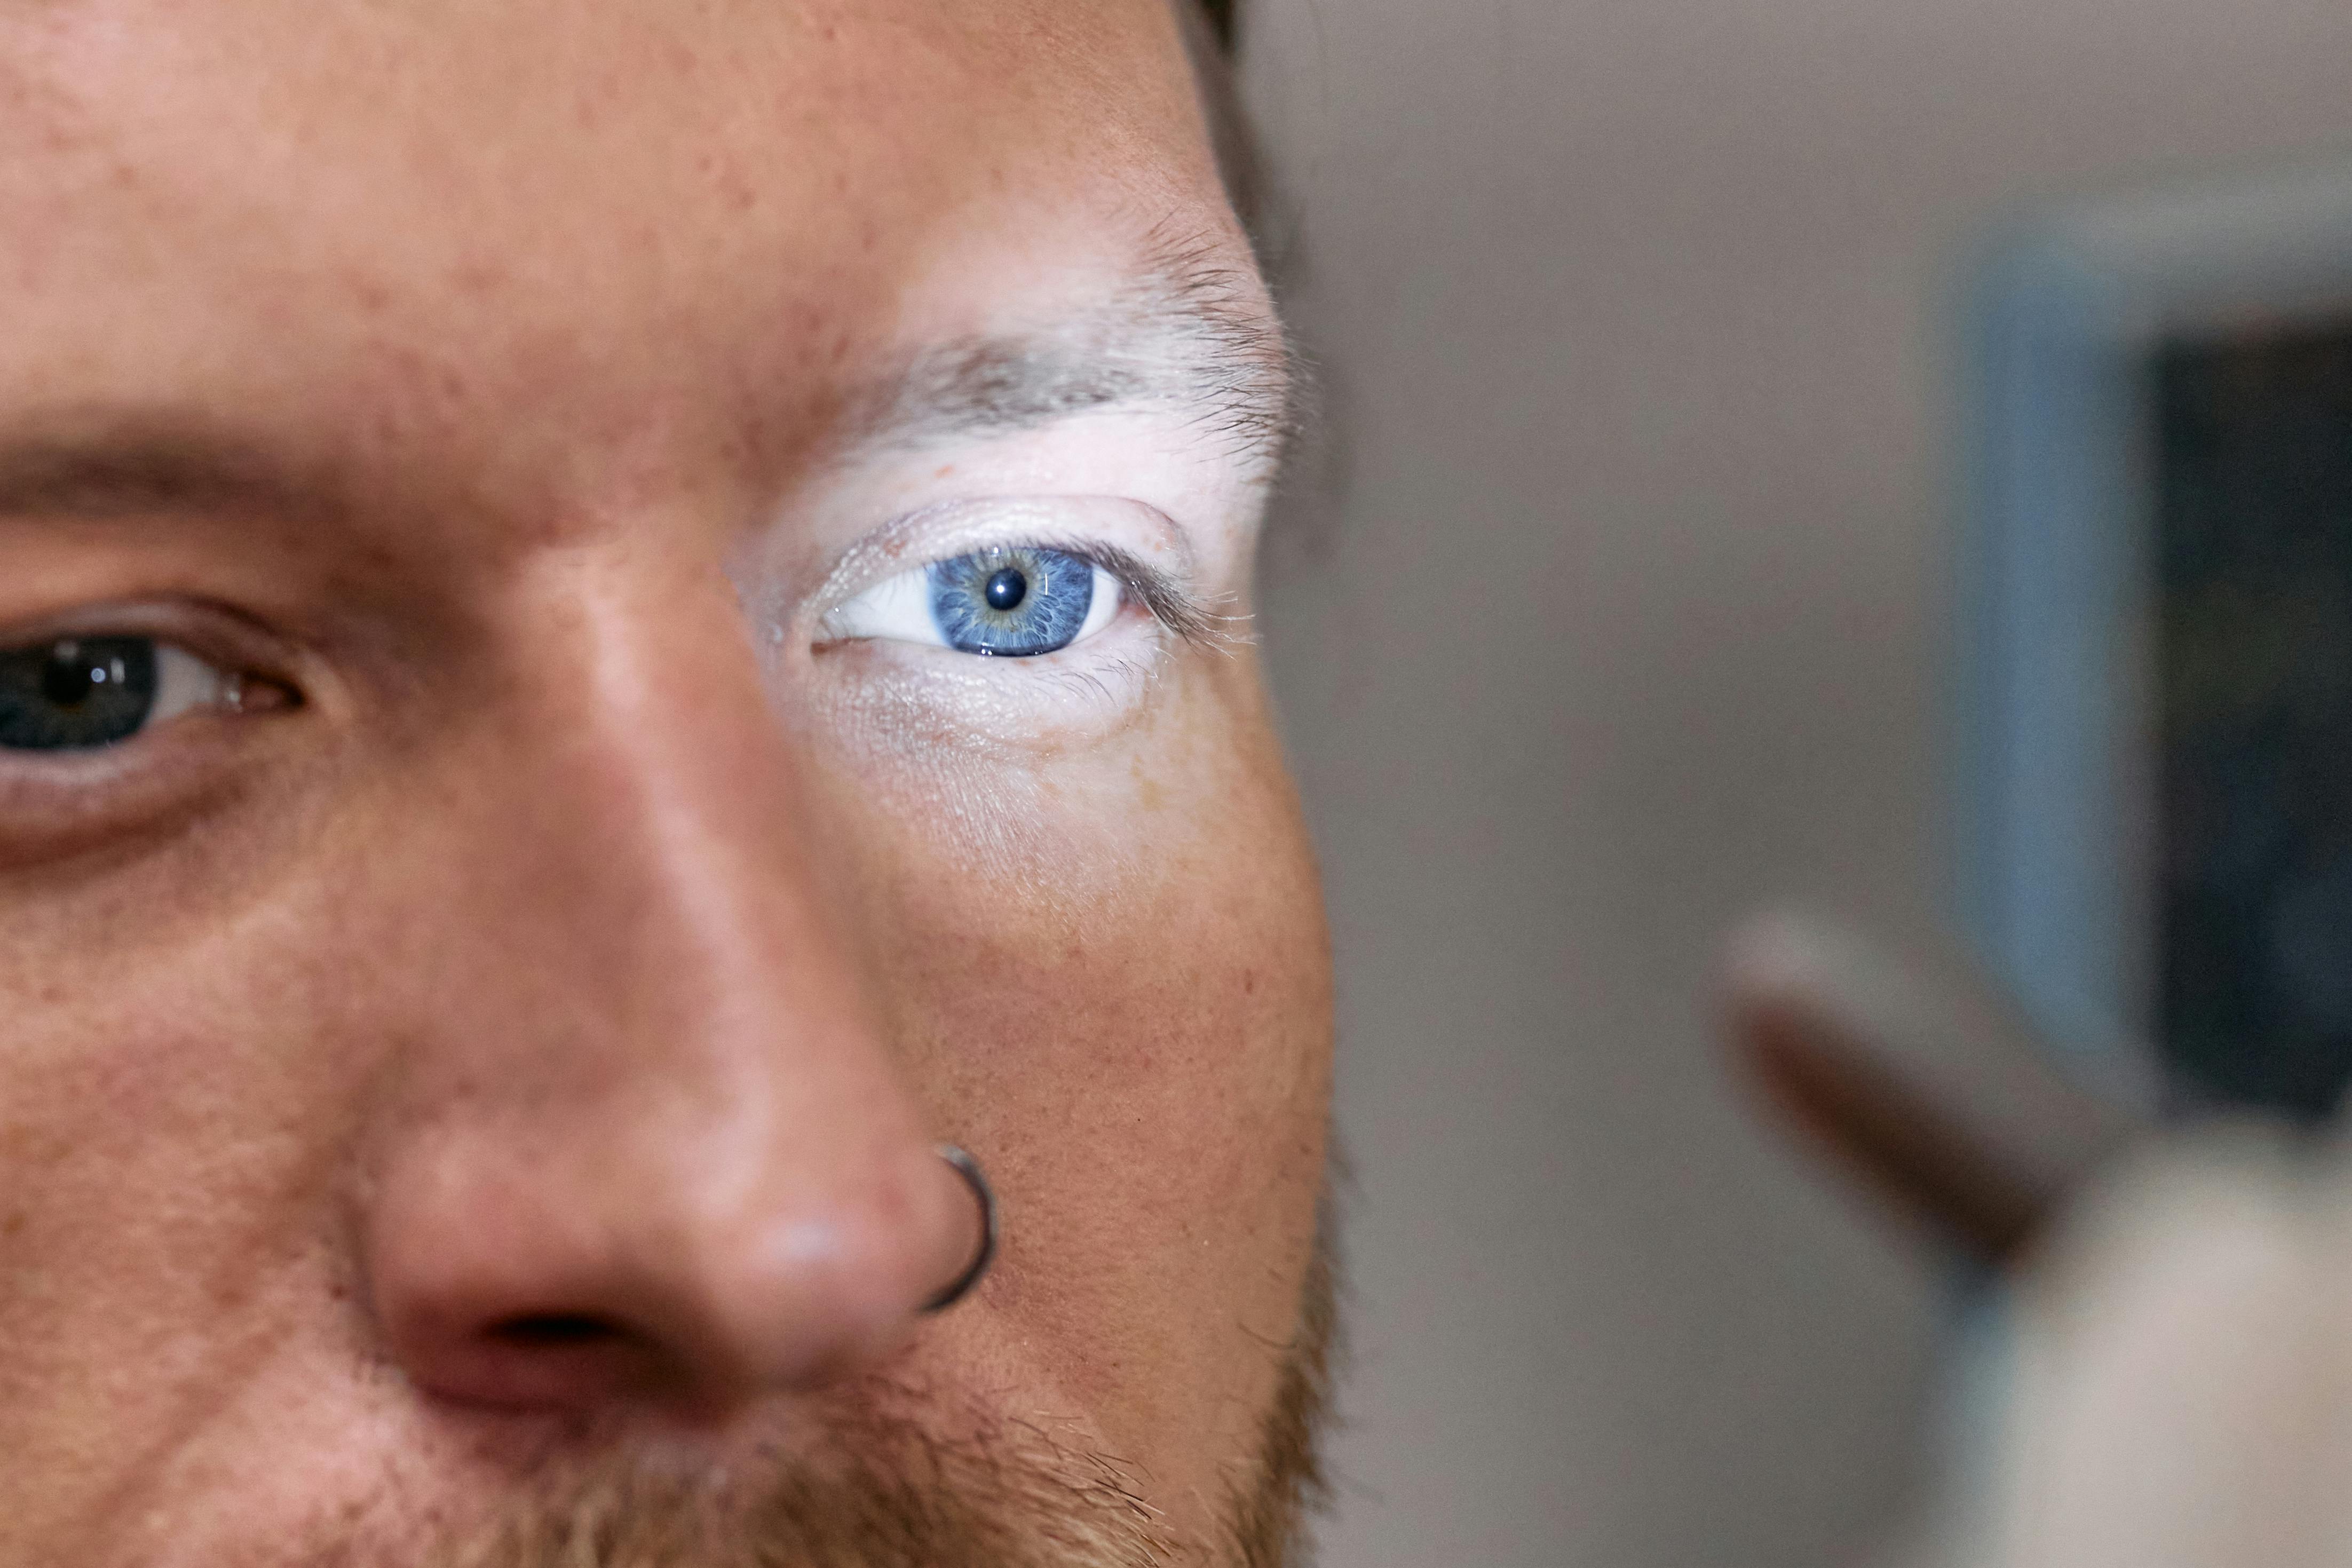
[0,2,1334,1563]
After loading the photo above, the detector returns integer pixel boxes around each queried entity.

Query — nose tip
[369,1137,983,1414]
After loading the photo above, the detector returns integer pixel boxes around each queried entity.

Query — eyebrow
[0,251,1301,524]
[853,238,1303,470]
[0,421,350,525]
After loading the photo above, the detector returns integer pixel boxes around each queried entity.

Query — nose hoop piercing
[922,1144,999,1314]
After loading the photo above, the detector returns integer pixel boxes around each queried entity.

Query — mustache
[431,1411,1176,1568]
[342,1214,1342,1568]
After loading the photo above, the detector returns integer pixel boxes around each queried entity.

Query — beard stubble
[370,1227,1340,1568]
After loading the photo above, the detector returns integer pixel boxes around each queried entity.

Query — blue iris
[928,545,1095,656]
[0,637,159,751]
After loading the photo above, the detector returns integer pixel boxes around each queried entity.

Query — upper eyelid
[807,497,1197,602]
[0,597,297,667]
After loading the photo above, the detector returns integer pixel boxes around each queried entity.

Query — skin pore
[0,2,1335,1564]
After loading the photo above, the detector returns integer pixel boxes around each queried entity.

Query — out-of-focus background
[1237,4,2352,1565]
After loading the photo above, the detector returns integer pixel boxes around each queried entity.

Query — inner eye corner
[231,670,305,716]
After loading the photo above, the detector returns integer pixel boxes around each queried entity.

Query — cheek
[0,787,354,1312]
[0,757,474,1456]
[814,655,1333,1430]
[0,880,368,1546]
[814,656,1330,1157]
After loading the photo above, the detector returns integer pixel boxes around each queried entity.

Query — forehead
[0,0,1232,513]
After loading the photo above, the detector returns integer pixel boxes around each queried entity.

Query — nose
[358,560,981,1414]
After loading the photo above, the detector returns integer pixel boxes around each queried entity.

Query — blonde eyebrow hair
[859,231,1302,468]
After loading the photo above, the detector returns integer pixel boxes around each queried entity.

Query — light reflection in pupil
[36,643,132,709]
[985,568,1028,612]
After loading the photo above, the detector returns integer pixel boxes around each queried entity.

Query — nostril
[426,1312,667,1408]
[488,1313,630,1349]
[484,1316,644,1363]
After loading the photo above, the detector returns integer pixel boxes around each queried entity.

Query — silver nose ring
[922,1144,998,1313]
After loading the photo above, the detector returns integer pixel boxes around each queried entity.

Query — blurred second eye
[829,545,1123,656]
[0,637,242,753]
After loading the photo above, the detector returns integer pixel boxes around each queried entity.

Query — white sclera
[148,644,237,727]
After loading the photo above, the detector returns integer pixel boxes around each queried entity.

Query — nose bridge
[443,557,843,1093]
[552,559,830,1038]
[362,552,970,1412]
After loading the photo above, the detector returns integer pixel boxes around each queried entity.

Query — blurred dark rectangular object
[2155,319,2352,1116]
[1963,162,2352,1122]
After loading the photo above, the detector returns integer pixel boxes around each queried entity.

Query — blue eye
[0,636,240,751]
[826,542,1128,655]
[823,545,1124,658]
[927,546,1099,656]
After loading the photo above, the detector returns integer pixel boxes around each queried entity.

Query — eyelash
[1081,542,1237,650]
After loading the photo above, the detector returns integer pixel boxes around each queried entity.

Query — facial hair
[348,1226,1339,1568]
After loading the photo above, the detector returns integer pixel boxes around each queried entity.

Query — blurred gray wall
[1239,4,2352,1565]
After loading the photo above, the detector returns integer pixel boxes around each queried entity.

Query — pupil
[40,643,94,709]
[984,567,1028,613]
